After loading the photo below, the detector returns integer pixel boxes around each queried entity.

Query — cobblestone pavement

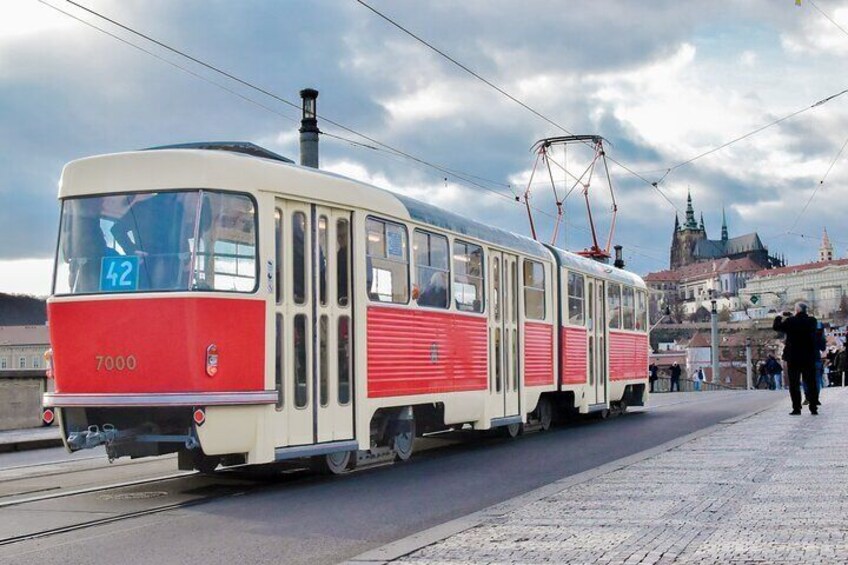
[396,388,848,564]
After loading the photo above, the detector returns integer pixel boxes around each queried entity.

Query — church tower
[669,189,707,269]
[820,228,834,262]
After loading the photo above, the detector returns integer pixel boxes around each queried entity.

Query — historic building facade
[646,191,783,320]
[740,231,848,320]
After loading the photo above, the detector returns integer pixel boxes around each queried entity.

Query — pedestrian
[835,346,847,387]
[694,367,705,391]
[756,361,771,389]
[773,303,820,415]
[815,323,827,393]
[649,362,658,393]
[670,362,681,392]
[766,354,783,390]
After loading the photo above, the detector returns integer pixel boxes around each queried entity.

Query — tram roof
[545,246,647,289]
[58,144,645,280]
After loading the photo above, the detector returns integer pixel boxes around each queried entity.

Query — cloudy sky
[2,0,848,295]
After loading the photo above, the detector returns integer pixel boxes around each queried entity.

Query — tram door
[488,251,520,420]
[277,200,354,447]
[586,278,608,405]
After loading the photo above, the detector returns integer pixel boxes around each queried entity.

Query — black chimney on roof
[299,88,319,168]
[613,245,625,269]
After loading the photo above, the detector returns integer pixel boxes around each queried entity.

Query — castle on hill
[670,190,783,271]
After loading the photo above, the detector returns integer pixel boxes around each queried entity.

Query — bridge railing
[650,376,738,393]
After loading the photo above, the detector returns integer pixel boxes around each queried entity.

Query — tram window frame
[523,259,546,321]
[453,240,485,313]
[567,271,585,326]
[607,283,622,329]
[54,189,260,296]
[318,215,328,307]
[622,286,635,330]
[336,218,350,307]
[275,313,283,410]
[366,217,410,304]
[338,316,352,405]
[635,289,647,332]
[413,229,450,310]
[274,208,283,305]
[292,211,307,305]
[293,314,309,409]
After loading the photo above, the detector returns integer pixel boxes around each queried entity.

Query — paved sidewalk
[0,426,62,453]
[389,388,848,564]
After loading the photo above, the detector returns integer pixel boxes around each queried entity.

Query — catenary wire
[355,0,848,217]
[787,132,848,232]
[37,0,301,124]
[49,0,669,258]
[51,2,529,201]
[353,0,682,213]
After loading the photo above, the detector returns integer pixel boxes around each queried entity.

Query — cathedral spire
[674,212,680,232]
[699,212,705,232]
[721,207,728,241]
[684,188,698,229]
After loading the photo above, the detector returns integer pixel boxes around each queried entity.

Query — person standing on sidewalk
[773,303,819,415]
[670,362,681,392]
[649,363,658,392]
[693,367,705,391]
[766,354,783,390]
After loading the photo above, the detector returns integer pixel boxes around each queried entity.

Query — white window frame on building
[18,356,26,369]
[0,357,7,369]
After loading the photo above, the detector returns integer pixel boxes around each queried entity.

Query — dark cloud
[0,0,844,275]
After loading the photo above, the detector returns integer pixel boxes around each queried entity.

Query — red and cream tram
[43,143,649,473]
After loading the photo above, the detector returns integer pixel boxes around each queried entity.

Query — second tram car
[43,143,648,473]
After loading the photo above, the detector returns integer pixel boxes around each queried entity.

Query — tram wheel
[392,417,416,462]
[504,422,523,438]
[311,450,353,475]
[537,398,553,431]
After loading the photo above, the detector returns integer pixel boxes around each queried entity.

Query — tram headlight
[206,344,219,377]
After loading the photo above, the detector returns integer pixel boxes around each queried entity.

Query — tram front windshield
[54,190,257,295]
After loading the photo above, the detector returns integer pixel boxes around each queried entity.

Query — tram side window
[523,260,546,320]
[453,241,484,313]
[194,192,257,292]
[622,286,635,330]
[414,230,449,309]
[294,314,308,408]
[275,209,282,304]
[608,283,622,329]
[635,290,647,331]
[567,271,585,326]
[337,218,350,307]
[338,316,352,405]
[292,212,307,304]
[366,218,409,303]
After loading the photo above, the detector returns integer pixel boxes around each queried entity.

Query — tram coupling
[67,424,120,450]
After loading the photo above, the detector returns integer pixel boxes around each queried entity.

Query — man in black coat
[670,362,681,392]
[773,303,819,415]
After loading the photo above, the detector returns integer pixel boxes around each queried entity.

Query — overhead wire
[36,0,300,124]
[665,89,848,174]
[47,0,670,258]
[786,133,848,233]
[353,0,682,214]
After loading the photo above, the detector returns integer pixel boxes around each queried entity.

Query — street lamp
[710,290,720,384]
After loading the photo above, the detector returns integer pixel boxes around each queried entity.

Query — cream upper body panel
[58,149,410,220]
[57,148,552,260]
